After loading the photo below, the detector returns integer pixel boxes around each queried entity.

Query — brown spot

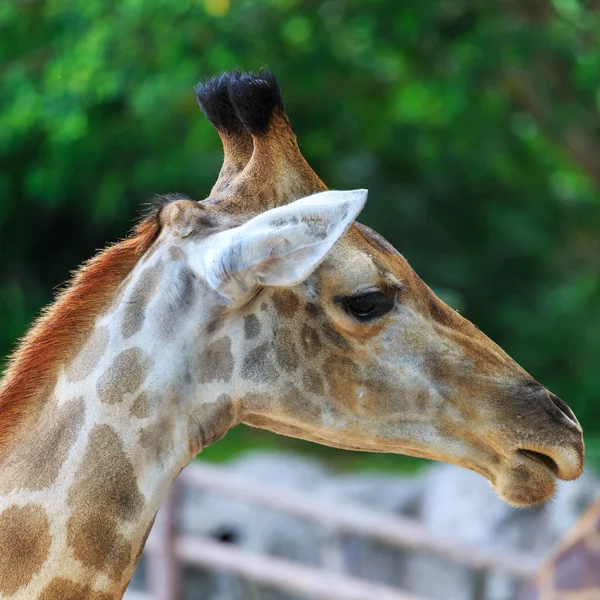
[244,314,261,340]
[274,329,299,372]
[364,378,405,414]
[67,425,145,580]
[321,321,348,348]
[122,262,164,338]
[139,414,174,461]
[66,326,109,382]
[130,391,150,419]
[97,348,149,405]
[0,397,85,492]
[188,394,235,454]
[300,324,322,357]
[206,307,227,334]
[242,342,279,382]
[271,290,300,318]
[554,539,600,590]
[305,302,319,318]
[428,295,454,326]
[281,387,321,420]
[324,353,361,410]
[197,337,234,383]
[239,392,271,412]
[198,214,218,228]
[206,318,225,334]
[169,246,186,261]
[0,505,51,595]
[39,578,114,600]
[303,369,325,396]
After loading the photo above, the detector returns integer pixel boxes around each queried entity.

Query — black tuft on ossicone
[226,69,284,135]
[195,72,246,134]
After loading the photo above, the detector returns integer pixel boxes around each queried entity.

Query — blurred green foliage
[1,0,600,468]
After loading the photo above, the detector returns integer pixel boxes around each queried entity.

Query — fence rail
[127,462,544,600]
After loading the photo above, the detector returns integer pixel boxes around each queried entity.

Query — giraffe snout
[492,385,584,505]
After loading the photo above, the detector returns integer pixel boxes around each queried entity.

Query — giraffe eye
[342,291,394,322]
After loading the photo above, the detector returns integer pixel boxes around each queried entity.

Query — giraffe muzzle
[518,389,583,478]
[492,386,584,505]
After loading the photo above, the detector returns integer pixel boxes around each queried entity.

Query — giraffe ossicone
[0,69,584,599]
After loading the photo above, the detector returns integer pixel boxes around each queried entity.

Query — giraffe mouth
[517,449,559,477]
[493,443,582,507]
[493,458,557,507]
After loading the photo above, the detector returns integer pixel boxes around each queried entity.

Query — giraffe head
[155,70,583,507]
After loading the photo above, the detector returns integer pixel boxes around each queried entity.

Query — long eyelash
[370,292,392,306]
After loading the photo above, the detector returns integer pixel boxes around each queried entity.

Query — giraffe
[0,69,585,600]
[520,497,600,599]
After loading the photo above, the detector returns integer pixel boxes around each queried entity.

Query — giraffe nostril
[547,392,580,428]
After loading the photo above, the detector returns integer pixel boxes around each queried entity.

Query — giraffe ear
[198,189,368,300]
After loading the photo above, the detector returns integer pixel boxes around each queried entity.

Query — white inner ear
[196,189,368,301]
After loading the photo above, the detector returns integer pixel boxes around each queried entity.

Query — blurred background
[1,1,600,598]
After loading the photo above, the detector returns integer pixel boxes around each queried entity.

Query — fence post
[321,527,346,574]
[147,481,181,600]
[472,569,486,600]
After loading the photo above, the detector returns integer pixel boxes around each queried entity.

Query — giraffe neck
[0,239,240,599]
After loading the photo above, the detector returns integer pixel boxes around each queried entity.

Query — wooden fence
[126,462,544,600]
